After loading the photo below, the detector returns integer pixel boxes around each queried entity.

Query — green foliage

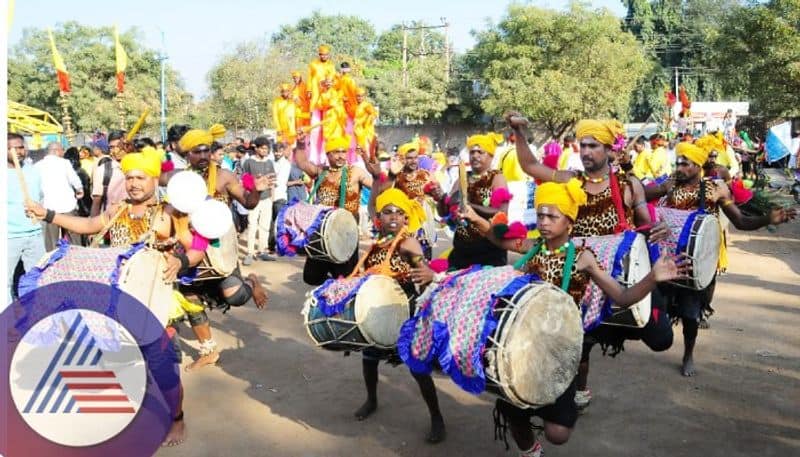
[270,11,377,62]
[7,21,193,134]
[469,3,649,135]
[713,0,800,117]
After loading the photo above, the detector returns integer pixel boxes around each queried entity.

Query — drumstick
[10,149,38,224]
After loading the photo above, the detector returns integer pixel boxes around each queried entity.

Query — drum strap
[206,162,218,197]
[308,167,348,209]
[610,171,631,233]
[512,240,575,292]
[698,179,707,213]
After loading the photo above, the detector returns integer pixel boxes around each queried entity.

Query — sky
[7,0,626,99]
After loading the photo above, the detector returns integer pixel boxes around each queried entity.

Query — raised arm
[25,200,107,234]
[505,112,574,183]
[222,168,269,210]
[293,135,322,178]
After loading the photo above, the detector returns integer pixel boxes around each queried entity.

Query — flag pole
[116,92,125,130]
[58,91,74,143]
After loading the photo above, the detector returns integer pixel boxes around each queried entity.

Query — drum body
[657,207,720,290]
[24,244,172,330]
[577,232,652,328]
[484,280,583,409]
[303,275,410,351]
[195,226,239,280]
[304,208,359,264]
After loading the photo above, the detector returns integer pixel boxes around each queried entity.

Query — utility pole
[156,27,168,144]
[402,23,408,88]
[442,17,450,83]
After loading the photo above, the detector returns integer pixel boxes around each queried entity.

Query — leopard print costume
[395,169,431,201]
[455,170,501,242]
[363,234,414,283]
[314,165,360,217]
[522,242,593,307]
[661,180,718,215]
[108,205,157,247]
[572,173,635,237]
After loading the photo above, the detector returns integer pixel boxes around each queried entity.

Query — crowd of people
[6,43,798,457]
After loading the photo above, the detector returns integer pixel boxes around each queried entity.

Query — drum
[575,232,652,328]
[19,243,173,330]
[656,207,720,290]
[398,266,581,409]
[485,280,583,408]
[302,275,410,351]
[276,201,358,264]
[195,226,239,280]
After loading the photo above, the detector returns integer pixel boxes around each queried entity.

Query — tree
[713,0,800,117]
[271,11,377,63]
[468,3,650,136]
[7,22,193,133]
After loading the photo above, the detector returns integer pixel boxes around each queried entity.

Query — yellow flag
[48,29,70,93]
[114,26,128,92]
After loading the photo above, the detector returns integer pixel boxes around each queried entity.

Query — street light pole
[156,27,168,144]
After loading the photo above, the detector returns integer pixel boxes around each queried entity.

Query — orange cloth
[308,58,337,111]
[292,79,311,128]
[318,85,346,140]
[336,73,359,119]
[354,100,378,150]
[272,96,297,145]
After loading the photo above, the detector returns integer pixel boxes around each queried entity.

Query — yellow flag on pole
[48,29,70,93]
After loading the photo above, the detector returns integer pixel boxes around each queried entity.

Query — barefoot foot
[426,415,446,443]
[354,399,377,421]
[247,274,268,309]
[162,418,186,447]
[681,357,696,377]
[185,350,220,372]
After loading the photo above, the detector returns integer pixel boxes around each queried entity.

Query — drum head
[692,214,721,289]
[322,209,359,263]
[497,282,582,407]
[621,234,652,326]
[120,250,173,328]
[205,226,239,277]
[354,275,410,347]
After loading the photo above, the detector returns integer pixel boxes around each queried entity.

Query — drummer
[507,114,673,411]
[348,188,445,442]
[25,146,205,446]
[161,124,271,371]
[646,141,795,376]
[429,132,510,269]
[372,140,436,260]
[293,133,374,285]
[460,179,686,457]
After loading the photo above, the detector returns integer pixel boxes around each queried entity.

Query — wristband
[173,252,190,273]
[44,209,55,223]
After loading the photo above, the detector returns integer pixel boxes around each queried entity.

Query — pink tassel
[161,160,175,173]
[241,173,255,192]
[490,187,512,208]
[504,222,527,240]
[731,179,753,204]
[429,258,449,273]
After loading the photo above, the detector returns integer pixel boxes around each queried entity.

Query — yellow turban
[675,142,709,166]
[534,178,587,221]
[356,87,366,96]
[575,119,625,146]
[179,124,226,152]
[291,70,301,78]
[120,146,162,177]
[279,83,292,91]
[695,134,724,156]
[375,188,425,233]
[397,141,419,157]
[318,44,330,54]
[466,132,504,155]
[325,135,351,153]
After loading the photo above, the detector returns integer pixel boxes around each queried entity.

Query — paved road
[160,223,800,457]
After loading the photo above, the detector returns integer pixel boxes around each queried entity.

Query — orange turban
[575,119,625,146]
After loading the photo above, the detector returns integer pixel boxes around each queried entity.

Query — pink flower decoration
[490,187,512,208]
[429,258,449,273]
[241,173,255,191]
[611,135,627,152]
[161,160,175,173]
[504,222,528,240]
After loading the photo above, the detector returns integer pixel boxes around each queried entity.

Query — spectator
[79,145,95,177]
[268,142,292,253]
[6,133,46,306]
[33,141,83,250]
[90,130,126,217]
[64,147,93,218]
[241,136,276,265]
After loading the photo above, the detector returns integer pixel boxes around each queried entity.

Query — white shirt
[171,153,188,170]
[272,157,291,201]
[33,155,82,213]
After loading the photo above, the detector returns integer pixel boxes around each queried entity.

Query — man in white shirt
[90,132,127,217]
[34,141,84,250]
[268,142,292,253]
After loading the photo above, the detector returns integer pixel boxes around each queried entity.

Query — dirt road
[159,223,800,457]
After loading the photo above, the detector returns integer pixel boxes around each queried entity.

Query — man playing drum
[293,133,374,285]
[161,125,270,371]
[372,140,436,260]
[646,141,796,376]
[508,114,673,411]
[25,146,204,446]
[461,179,686,457]
[342,188,446,442]
[430,133,510,269]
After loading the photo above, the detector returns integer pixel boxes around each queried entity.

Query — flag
[48,29,70,93]
[765,121,792,163]
[114,26,128,93]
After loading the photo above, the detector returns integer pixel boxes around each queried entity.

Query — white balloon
[167,171,207,214]
[191,199,233,239]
